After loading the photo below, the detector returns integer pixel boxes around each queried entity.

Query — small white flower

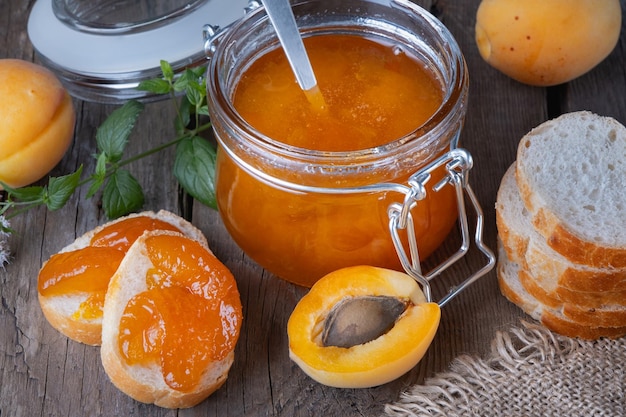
[0,215,10,266]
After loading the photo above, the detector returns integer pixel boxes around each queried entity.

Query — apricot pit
[322,295,409,348]
[288,266,440,388]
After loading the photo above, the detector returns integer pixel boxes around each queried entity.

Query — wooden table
[2,1,625,416]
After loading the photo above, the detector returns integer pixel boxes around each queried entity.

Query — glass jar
[51,0,208,35]
[205,0,470,288]
[27,0,247,102]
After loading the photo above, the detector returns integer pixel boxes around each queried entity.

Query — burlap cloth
[384,321,625,416]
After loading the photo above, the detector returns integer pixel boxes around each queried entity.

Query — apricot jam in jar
[205,0,469,287]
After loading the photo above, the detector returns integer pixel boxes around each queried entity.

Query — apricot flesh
[287,266,440,388]
[475,0,621,86]
[0,59,75,188]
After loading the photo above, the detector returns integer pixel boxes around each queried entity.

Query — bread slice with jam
[37,210,207,345]
[100,230,242,408]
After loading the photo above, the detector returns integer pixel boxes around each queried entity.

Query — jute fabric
[384,322,625,416]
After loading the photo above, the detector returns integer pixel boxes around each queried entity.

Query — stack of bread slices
[496,111,626,340]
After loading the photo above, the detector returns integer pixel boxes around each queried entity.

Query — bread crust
[497,245,626,340]
[515,111,626,269]
[39,294,102,346]
[496,153,626,337]
[38,210,208,345]
[524,194,626,269]
[518,267,626,328]
[555,286,626,308]
[497,164,626,296]
[100,341,232,409]
[100,230,240,408]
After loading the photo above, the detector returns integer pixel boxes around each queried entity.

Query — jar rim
[207,0,469,165]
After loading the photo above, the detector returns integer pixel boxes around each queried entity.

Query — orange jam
[90,216,180,251]
[233,35,443,151]
[215,34,459,287]
[38,216,182,319]
[118,234,242,392]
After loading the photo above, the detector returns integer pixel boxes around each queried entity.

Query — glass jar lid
[27,0,248,103]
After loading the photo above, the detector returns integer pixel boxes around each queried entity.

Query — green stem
[4,202,45,220]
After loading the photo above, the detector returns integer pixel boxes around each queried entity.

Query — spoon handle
[262,0,318,91]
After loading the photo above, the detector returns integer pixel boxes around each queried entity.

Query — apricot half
[475,0,622,86]
[287,266,440,388]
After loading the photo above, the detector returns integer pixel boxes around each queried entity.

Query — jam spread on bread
[90,217,181,251]
[118,234,242,392]
[38,216,182,319]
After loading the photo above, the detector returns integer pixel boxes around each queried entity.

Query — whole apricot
[287,266,440,388]
[0,59,75,189]
[475,0,622,86]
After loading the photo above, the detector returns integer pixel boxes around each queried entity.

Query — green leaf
[86,153,107,198]
[86,177,104,199]
[175,97,192,134]
[173,68,203,93]
[94,152,107,177]
[2,183,45,203]
[173,136,217,209]
[102,169,145,218]
[197,104,210,117]
[186,81,205,108]
[160,60,174,81]
[45,166,83,211]
[137,78,171,95]
[173,71,191,93]
[96,100,144,163]
[190,65,207,79]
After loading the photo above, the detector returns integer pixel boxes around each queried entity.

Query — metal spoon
[262,0,319,92]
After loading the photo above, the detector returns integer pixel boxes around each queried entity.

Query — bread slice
[100,230,242,408]
[496,243,626,340]
[515,111,626,269]
[519,266,626,327]
[497,164,626,328]
[496,164,626,298]
[38,210,207,345]
[513,263,626,311]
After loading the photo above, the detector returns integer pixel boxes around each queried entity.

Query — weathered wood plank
[2,0,625,416]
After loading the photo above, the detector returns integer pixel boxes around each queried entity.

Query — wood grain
[1,0,625,416]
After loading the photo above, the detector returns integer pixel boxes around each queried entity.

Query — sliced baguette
[517,266,626,328]
[38,210,207,346]
[100,230,242,409]
[515,111,626,269]
[497,165,626,328]
[496,164,626,299]
[497,243,626,340]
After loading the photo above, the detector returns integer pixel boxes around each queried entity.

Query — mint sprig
[0,59,217,233]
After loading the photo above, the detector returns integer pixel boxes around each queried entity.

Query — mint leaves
[0,60,218,233]
[174,135,217,209]
[102,169,145,219]
[96,100,144,162]
[140,61,217,210]
[87,100,146,217]
[0,167,83,215]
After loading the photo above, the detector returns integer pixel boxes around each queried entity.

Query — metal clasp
[203,0,261,57]
[388,148,495,307]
